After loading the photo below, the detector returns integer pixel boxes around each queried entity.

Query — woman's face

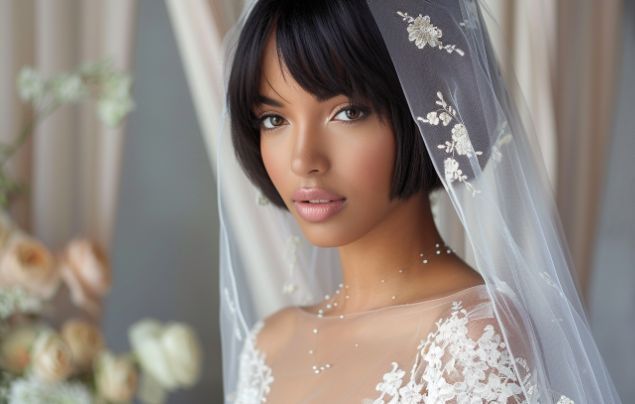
[254,35,403,247]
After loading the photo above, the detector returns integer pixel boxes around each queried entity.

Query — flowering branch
[0,58,135,210]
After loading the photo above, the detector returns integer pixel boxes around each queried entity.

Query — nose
[290,124,330,177]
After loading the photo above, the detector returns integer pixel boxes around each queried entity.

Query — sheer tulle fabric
[217,0,622,403]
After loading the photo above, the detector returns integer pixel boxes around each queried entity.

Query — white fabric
[233,284,576,403]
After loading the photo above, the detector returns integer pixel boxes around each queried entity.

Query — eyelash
[256,104,371,132]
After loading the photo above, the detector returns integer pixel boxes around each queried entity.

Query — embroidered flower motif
[418,91,483,196]
[371,300,532,403]
[282,235,301,295]
[397,11,465,56]
[375,362,406,398]
[557,395,575,404]
[491,132,513,163]
[256,191,270,206]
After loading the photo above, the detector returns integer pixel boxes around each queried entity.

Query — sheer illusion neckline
[293,283,488,320]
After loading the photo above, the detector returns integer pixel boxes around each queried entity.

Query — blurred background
[0,0,632,402]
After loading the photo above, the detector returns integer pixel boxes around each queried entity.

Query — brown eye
[333,106,368,122]
[260,114,286,130]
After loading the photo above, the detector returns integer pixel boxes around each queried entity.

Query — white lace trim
[369,300,575,404]
[232,303,574,404]
[233,320,274,403]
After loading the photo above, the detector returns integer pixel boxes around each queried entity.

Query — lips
[292,187,346,223]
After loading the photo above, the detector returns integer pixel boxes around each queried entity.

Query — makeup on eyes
[255,104,372,131]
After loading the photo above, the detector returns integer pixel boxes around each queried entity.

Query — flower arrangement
[0,61,203,403]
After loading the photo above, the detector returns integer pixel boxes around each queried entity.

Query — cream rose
[129,319,202,391]
[0,231,60,299]
[61,318,104,372]
[59,238,112,315]
[95,351,139,403]
[30,329,74,383]
[0,323,44,373]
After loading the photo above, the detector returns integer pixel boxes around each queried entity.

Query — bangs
[235,1,395,120]
[272,2,389,112]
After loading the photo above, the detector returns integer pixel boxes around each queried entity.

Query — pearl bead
[313,328,318,334]
[309,349,314,354]
[392,295,396,300]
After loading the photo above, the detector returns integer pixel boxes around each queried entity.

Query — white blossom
[17,68,46,104]
[8,375,93,404]
[51,73,86,103]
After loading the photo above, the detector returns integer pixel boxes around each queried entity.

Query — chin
[295,220,362,248]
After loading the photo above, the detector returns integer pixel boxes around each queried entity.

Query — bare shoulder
[251,306,298,358]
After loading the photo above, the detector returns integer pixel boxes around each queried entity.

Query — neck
[335,191,452,313]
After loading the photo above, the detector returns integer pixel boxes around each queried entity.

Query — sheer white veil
[216,0,622,402]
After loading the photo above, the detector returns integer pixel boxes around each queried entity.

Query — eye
[259,114,287,130]
[333,105,369,122]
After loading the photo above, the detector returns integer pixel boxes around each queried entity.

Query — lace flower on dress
[233,320,274,404]
[371,300,528,403]
[418,91,483,196]
[397,11,465,56]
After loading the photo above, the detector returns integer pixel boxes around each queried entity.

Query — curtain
[0,0,138,253]
[553,0,623,304]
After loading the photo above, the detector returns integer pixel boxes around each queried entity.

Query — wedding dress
[232,283,575,403]
[216,0,623,403]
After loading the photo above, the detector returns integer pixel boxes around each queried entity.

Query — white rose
[95,351,139,403]
[129,319,202,391]
[30,330,74,383]
[61,318,105,372]
[0,324,44,373]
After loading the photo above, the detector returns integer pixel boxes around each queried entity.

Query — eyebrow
[255,94,284,108]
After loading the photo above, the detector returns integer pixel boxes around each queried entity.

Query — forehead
[258,34,310,102]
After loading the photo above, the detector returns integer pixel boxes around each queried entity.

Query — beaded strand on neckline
[308,240,453,374]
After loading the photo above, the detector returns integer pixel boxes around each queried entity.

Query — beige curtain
[470,0,622,308]
[554,0,623,304]
[0,0,138,254]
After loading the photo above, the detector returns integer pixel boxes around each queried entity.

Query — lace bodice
[229,284,573,403]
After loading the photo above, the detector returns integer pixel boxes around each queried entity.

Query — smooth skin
[253,34,484,315]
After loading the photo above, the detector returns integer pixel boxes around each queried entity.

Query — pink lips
[292,187,346,223]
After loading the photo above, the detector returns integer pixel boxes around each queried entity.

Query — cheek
[333,124,395,201]
[261,135,290,200]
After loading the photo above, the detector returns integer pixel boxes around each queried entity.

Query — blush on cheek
[337,132,395,202]
[261,141,289,204]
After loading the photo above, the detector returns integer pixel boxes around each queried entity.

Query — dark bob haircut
[227,0,442,210]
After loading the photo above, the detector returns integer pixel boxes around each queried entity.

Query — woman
[218,0,622,403]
